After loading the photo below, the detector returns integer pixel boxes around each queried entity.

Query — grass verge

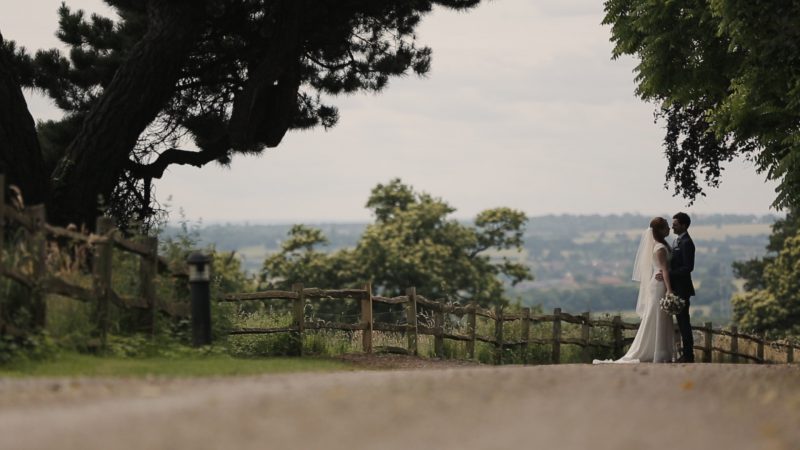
[0,353,354,378]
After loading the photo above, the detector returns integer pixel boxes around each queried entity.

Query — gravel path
[1,363,799,450]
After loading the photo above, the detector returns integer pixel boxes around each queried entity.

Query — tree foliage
[0,0,483,228]
[732,210,800,291]
[603,0,800,209]
[731,210,800,336]
[261,179,532,307]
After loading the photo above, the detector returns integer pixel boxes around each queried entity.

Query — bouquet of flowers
[659,292,686,315]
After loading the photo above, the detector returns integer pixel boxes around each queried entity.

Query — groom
[658,212,696,362]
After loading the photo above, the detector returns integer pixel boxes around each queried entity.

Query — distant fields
[236,244,272,267]
[576,222,772,244]
[240,223,772,260]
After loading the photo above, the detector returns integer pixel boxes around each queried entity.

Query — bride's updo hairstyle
[649,217,669,249]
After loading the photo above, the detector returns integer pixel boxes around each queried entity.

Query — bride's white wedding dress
[594,238,675,364]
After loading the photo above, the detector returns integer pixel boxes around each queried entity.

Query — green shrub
[0,332,58,365]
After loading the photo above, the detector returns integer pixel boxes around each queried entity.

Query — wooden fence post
[612,315,623,360]
[466,302,477,360]
[434,304,444,359]
[494,306,503,365]
[0,174,5,265]
[292,283,305,356]
[521,307,531,365]
[0,174,4,325]
[703,321,713,363]
[730,326,739,363]
[788,345,794,364]
[361,283,373,354]
[757,332,765,364]
[406,287,418,355]
[93,216,115,352]
[581,311,591,363]
[139,237,158,337]
[551,308,561,364]
[29,205,47,330]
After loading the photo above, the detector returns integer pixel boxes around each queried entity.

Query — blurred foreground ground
[1,360,798,450]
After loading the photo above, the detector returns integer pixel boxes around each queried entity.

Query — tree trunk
[0,33,48,205]
[49,0,202,227]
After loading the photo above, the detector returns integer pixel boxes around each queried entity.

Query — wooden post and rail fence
[1,173,798,364]
[0,174,188,350]
[220,286,800,365]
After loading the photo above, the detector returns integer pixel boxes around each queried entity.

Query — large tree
[261,179,532,307]
[603,0,800,210]
[0,0,482,228]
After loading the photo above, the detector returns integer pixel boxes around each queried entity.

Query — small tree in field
[262,179,532,308]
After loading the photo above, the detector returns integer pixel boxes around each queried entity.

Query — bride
[594,217,675,364]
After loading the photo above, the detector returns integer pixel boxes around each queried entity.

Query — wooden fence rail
[0,173,188,347]
[221,284,800,365]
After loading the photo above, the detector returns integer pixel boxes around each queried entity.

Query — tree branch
[468,245,490,259]
[304,52,355,71]
[126,147,224,179]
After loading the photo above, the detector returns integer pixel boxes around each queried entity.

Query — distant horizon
[168,210,784,227]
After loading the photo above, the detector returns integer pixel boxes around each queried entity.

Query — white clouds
[531,0,605,18]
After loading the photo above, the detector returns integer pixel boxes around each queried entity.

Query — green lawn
[0,353,353,378]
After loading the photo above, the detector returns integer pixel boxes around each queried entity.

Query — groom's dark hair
[673,212,691,228]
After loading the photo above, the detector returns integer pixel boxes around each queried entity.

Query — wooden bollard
[731,326,739,364]
[494,306,504,365]
[551,308,562,364]
[787,345,794,364]
[406,287,418,355]
[292,283,306,356]
[757,332,765,364]
[466,302,477,360]
[521,307,531,365]
[188,252,212,347]
[361,283,373,353]
[581,311,591,363]
[703,322,713,363]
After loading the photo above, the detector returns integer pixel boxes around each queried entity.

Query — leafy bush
[0,333,58,365]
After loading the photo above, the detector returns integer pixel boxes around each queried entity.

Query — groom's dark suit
[670,233,696,362]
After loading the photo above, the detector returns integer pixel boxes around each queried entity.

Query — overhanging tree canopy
[0,0,482,227]
[603,0,800,210]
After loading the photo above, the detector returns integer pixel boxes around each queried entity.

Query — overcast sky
[0,0,781,223]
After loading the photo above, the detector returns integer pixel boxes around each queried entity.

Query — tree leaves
[604,0,800,209]
[732,209,800,336]
[261,180,532,307]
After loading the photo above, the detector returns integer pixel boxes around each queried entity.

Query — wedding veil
[631,227,655,318]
